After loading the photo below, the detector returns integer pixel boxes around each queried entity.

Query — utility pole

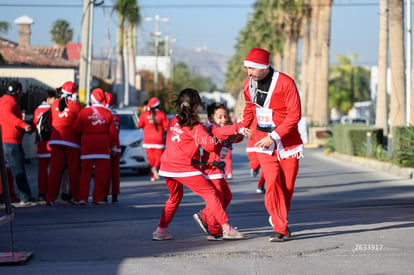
[145,15,169,97]
[78,0,102,105]
[406,0,412,125]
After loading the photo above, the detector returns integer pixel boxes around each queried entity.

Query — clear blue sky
[0,0,407,66]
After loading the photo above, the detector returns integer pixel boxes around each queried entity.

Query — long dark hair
[174,88,202,129]
[151,108,159,131]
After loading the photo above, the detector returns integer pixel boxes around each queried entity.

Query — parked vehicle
[115,109,149,174]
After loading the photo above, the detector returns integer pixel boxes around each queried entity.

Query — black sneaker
[193,212,208,235]
[269,232,288,242]
[112,195,119,204]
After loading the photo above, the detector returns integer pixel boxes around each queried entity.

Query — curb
[330,152,414,180]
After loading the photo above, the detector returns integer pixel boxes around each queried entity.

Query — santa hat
[91,88,106,104]
[147,97,160,109]
[104,92,114,108]
[61,81,77,95]
[244,48,270,69]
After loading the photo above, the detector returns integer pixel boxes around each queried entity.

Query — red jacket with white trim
[73,104,118,159]
[240,69,303,159]
[49,97,81,148]
[0,94,28,144]
[159,116,221,178]
[138,109,169,149]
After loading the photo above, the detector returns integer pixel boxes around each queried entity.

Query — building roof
[0,37,78,68]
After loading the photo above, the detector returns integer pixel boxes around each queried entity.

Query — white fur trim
[244,60,269,69]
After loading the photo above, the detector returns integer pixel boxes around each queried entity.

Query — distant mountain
[171,47,231,89]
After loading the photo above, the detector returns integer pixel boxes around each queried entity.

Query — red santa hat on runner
[91,88,106,105]
[104,92,115,108]
[244,48,270,69]
[61,81,77,96]
[147,97,160,110]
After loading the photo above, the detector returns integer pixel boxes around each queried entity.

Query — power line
[0,3,385,9]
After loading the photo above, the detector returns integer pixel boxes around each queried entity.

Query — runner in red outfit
[240,48,303,242]
[194,102,245,241]
[138,97,169,181]
[152,88,245,241]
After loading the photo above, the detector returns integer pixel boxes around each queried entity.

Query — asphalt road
[1,140,414,275]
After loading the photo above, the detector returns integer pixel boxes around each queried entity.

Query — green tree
[50,19,73,47]
[328,54,371,116]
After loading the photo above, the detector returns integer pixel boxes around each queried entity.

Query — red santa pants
[145,148,163,175]
[247,151,260,170]
[37,157,50,196]
[257,152,299,235]
[201,178,232,235]
[105,153,121,196]
[158,175,229,229]
[79,158,110,203]
[47,145,80,202]
[225,150,233,176]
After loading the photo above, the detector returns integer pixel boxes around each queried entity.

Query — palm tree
[125,1,140,106]
[299,0,312,115]
[388,0,406,129]
[113,0,138,107]
[50,19,73,47]
[376,0,389,135]
[313,0,332,125]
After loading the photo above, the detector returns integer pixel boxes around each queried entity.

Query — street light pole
[145,14,169,97]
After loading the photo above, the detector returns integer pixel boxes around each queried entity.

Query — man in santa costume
[73,88,118,205]
[46,81,81,205]
[239,48,303,242]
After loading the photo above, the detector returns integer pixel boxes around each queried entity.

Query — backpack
[35,109,52,142]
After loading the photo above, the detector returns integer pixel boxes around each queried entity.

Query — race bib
[256,108,273,128]
[219,146,229,162]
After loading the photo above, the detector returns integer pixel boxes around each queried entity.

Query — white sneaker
[152,230,173,241]
[223,226,244,240]
[226,173,232,180]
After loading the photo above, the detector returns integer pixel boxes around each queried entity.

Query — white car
[115,109,149,174]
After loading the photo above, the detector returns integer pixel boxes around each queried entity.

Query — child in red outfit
[152,88,245,241]
[195,103,245,240]
[138,97,169,182]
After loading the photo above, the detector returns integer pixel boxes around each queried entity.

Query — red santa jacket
[240,69,303,159]
[201,123,244,180]
[33,102,52,157]
[0,94,28,144]
[159,116,226,178]
[138,109,169,149]
[73,104,118,159]
[49,97,82,149]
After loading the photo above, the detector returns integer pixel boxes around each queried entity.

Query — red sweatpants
[201,178,232,235]
[145,148,163,170]
[105,153,121,196]
[257,171,265,188]
[79,158,110,203]
[247,151,260,170]
[47,145,80,202]
[158,175,229,229]
[257,152,299,235]
[37,157,50,196]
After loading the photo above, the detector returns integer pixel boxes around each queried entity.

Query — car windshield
[119,113,139,130]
